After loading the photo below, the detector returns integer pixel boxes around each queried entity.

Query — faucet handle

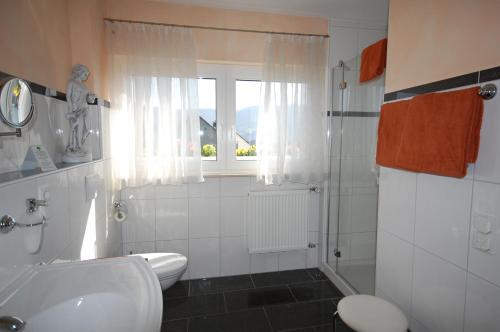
[0,316,25,331]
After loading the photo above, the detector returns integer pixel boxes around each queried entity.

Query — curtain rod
[104,18,329,38]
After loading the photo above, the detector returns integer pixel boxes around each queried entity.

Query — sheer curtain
[106,22,202,189]
[256,34,328,185]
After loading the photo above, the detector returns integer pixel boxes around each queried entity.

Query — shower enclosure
[326,58,385,294]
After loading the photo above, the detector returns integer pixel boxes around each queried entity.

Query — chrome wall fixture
[26,198,48,214]
[478,83,497,100]
[0,215,46,234]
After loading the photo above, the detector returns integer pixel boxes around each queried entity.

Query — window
[198,78,217,161]
[235,80,260,161]
[197,64,262,174]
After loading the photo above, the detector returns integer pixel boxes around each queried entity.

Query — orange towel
[376,99,410,167]
[359,38,387,83]
[376,87,483,178]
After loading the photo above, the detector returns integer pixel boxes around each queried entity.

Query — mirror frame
[0,77,35,129]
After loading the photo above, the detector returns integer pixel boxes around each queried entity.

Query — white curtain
[256,34,328,185]
[106,22,202,189]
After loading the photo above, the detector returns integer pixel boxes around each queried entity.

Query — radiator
[248,190,309,253]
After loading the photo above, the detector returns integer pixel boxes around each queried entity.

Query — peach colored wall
[0,0,326,97]
[0,0,106,97]
[386,0,500,93]
[104,0,328,64]
[0,0,73,93]
[67,0,107,97]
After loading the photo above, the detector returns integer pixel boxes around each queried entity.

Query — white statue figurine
[62,64,97,163]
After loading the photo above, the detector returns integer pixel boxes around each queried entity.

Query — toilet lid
[132,253,187,278]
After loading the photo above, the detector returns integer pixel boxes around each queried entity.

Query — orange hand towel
[376,99,410,167]
[376,87,484,178]
[359,38,387,83]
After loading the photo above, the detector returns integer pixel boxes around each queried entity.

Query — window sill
[203,171,255,178]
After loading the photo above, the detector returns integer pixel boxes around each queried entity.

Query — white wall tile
[121,185,155,200]
[36,172,71,263]
[220,197,246,237]
[415,174,472,268]
[220,177,249,197]
[156,198,188,240]
[464,273,500,332]
[250,252,279,273]
[350,193,378,233]
[188,178,220,198]
[220,236,250,276]
[474,79,500,184]
[350,231,376,261]
[330,26,358,68]
[376,230,413,315]
[189,197,220,238]
[123,241,155,255]
[412,248,466,332]
[0,178,40,267]
[468,181,500,287]
[123,199,156,243]
[189,238,220,278]
[155,184,188,199]
[278,250,307,271]
[378,167,416,242]
[67,165,92,260]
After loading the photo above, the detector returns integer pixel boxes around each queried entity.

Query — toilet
[131,253,187,291]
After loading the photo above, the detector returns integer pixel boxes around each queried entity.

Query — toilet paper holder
[0,215,47,234]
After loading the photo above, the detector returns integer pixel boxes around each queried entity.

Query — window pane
[198,78,217,160]
[235,80,260,160]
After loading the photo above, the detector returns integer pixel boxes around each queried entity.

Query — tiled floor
[162,268,355,332]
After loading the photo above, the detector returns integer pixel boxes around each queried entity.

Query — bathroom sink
[0,256,162,332]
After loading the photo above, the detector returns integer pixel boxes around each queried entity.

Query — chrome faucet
[0,316,25,331]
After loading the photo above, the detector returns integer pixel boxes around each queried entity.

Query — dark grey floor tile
[290,281,343,301]
[164,280,190,299]
[225,285,295,311]
[164,293,225,320]
[189,308,272,332]
[285,328,316,332]
[190,275,254,295]
[265,300,336,331]
[315,323,355,332]
[306,268,329,281]
[161,319,188,332]
[251,269,313,287]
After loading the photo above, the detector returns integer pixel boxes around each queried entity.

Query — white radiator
[248,190,309,253]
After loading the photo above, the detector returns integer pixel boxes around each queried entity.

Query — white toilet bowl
[131,253,187,291]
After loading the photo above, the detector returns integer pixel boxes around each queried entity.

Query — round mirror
[0,78,35,128]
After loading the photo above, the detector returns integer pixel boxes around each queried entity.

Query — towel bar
[478,83,497,100]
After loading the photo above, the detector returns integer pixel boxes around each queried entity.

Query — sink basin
[0,256,162,332]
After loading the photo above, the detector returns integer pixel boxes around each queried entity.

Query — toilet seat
[132,253,187,279]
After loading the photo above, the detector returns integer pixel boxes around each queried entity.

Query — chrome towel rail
[0,215,47,234]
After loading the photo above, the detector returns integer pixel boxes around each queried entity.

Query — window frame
[197,63,262,175]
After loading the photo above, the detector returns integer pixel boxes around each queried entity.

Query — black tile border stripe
[329,111,380,117]
[0,70,111,108]
[384,65,500,102]
[479,65,500,83]
[384,72,478,102]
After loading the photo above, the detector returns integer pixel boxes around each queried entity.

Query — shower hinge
[334,248,341,258]
[339,81,347,90]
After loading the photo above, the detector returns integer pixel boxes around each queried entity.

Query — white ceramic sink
[0,256,162,332]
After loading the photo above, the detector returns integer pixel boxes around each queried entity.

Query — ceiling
[155,0,389,24]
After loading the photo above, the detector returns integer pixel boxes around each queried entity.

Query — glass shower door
[327,59,384,295]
